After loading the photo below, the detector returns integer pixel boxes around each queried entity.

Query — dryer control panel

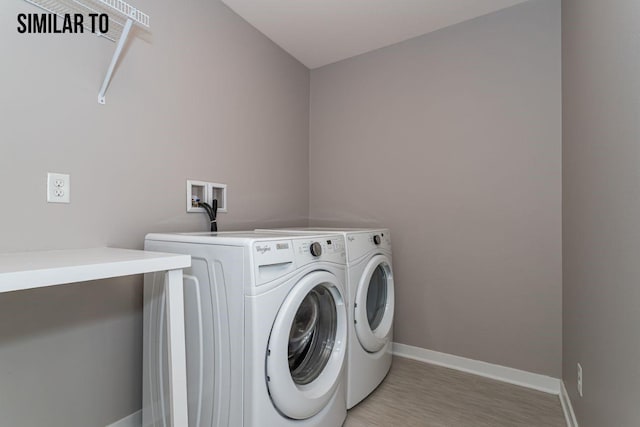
[346,230,391,263]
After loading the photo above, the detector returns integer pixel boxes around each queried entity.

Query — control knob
[373,235,381,245]
[310,242,322,257]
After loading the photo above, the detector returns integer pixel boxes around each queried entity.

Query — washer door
[266,270,347,420]
[354,255,395,353]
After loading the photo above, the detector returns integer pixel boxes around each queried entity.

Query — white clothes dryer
[256,228,395,409]
[142,231,348,427]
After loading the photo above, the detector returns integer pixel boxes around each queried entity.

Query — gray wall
[0,0,309,425]
[309,0,562,377]
[563,0,640,425]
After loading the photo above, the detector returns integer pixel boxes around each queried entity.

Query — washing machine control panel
[309,242,322,257]
[293,235,346,267]
[252,236,345,286]
[253,240,297,286]
[253,240,295,265]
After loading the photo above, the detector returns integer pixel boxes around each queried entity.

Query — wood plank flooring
[344,356,566,427]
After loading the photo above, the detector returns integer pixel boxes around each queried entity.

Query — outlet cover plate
[47,172,70,203]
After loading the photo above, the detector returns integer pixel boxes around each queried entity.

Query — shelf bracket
[98,18,134,105]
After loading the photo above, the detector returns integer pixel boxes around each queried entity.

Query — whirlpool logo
[256,245,271,254]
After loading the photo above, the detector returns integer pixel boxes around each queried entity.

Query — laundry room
[0,0,637,426]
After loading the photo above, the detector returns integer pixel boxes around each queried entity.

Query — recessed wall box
[209,183,227,213]
[187,180,227,213]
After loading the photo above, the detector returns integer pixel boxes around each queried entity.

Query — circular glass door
[354,255,395,353]
[366,265,388,331]
[288,285,337,385]
[266,271,347,420]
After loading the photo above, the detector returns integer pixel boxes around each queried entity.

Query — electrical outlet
[577,363,583,397]
[47,172,70,203]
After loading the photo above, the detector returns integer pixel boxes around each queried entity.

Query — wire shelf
[22,0,151,103]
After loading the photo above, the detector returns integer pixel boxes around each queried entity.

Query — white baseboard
[105,410,142,427]
[392,342,561,395]
[559,381,579,427]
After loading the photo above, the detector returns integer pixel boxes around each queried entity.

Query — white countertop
[0,247,191,293]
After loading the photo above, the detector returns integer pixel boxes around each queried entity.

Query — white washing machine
[256,228,395,409]
[142,231,348,427]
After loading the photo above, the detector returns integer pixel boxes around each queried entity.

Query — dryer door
[266,270,347,420]
[354,254,395,353]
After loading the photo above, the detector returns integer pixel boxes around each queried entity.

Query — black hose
[199,200,218,232]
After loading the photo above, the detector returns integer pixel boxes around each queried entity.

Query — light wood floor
[344,356,566,427]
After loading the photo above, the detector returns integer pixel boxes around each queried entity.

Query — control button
[310,242,322,257]
[373,235,381,245]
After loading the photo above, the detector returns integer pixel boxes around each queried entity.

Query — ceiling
[220,0,531,69]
